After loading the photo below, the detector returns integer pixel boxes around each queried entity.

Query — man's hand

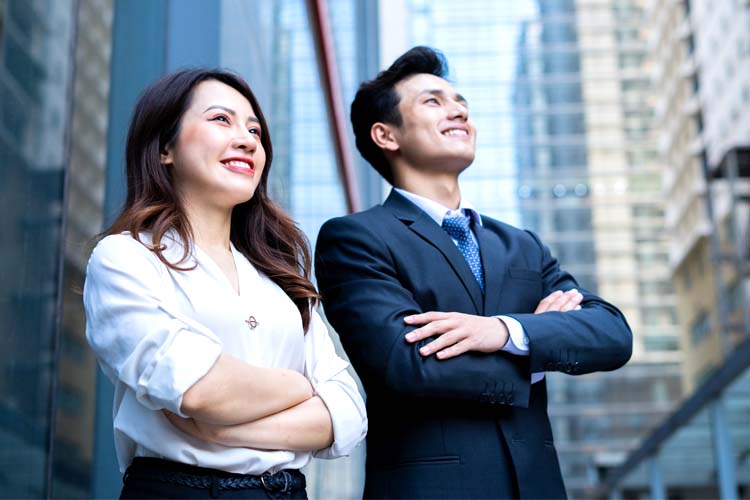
[405,312,509,360]
[534,289,583,313]
[405,289,583,360]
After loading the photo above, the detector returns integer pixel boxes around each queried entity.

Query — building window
[690,311,712,346]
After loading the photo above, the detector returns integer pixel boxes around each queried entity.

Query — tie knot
[442,214,472,241]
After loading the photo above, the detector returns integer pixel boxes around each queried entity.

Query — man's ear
[371,123,400,152]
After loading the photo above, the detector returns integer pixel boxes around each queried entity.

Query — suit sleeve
[315,216,531,408]
[507,230,633,375]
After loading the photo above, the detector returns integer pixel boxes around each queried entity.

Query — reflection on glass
[0,0,77,496]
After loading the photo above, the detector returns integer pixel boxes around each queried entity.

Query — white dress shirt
[84,231,367,474]
[394,188,544,383]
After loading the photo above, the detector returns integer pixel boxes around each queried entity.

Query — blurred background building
[0,0,747,498]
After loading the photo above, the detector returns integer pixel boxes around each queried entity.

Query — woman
[84,69,367,499]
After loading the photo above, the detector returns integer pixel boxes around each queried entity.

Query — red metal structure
[306,0,362,214]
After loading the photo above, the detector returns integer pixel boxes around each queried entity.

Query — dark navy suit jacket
[315,190,632,499]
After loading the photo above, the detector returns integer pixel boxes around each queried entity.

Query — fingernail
[436,351,445,359]
[404,316,413,322]
[568,288,578,294]
[405,333,415,341]
[420,346,429,355]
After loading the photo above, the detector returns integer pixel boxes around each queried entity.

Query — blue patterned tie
[442,213,484,292]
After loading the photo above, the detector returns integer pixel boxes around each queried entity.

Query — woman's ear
[160,146,174,167]
[371,123,400,152]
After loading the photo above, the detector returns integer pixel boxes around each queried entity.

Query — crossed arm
[171,354,334,451]
[83,235,352,452]
[314,216,631,408]
[404,289,583,360]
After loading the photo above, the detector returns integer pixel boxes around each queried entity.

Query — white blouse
[83,231,367,474]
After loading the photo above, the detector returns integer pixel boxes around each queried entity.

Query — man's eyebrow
[418,89,468,106]
[203,105,261,124]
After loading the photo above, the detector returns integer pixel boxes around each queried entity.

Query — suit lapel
[384,190,483,314]
[475,223,508,315]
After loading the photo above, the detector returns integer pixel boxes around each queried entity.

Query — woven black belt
[125,457,306,493]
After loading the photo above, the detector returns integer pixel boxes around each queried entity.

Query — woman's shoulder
[88,232,167,271]
[92,232,154,256]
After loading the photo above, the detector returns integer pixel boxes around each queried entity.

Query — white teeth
[225,160,250,168]
[443,129,468,137]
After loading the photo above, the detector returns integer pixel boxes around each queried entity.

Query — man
[314,46,632,499]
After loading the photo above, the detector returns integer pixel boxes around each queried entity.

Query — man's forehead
[396,73,456,98]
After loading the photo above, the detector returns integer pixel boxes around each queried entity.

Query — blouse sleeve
[83,235,223,416]
[304,309,367,459]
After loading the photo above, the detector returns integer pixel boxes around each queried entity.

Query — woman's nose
[231,128,258,152]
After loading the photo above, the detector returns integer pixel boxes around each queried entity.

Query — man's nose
[447,100,468,120]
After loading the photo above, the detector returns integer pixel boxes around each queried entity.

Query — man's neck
[394,171,461,210]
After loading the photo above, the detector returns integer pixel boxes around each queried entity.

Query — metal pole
[306,0,362,214]
[709,397,738,500]
[648,454,667,500]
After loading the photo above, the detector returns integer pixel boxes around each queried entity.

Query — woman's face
[161,80,266,211]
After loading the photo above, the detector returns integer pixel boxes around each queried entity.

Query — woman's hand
[163,410,232,445]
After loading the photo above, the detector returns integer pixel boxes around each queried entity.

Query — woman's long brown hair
[105,69,319,331]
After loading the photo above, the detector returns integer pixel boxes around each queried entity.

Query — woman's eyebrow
[203,105,261,124]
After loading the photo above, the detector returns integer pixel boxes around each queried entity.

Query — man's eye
[425,98,439,104]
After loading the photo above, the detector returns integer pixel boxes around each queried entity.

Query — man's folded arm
[315,216,532,408]
[508,230,633,375]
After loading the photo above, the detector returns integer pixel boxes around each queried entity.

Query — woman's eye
[249,128,262,136]
[213,115,230,123]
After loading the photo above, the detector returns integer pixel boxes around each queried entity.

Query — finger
[405,319,454,342]
[404,311,450,325]
[534,290,563,313]
[547,289,579,312]
[435,338,474,360]
[559,292,583,312]
[418,331,463,357]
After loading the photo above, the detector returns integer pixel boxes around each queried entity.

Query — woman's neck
[183,200,233,252]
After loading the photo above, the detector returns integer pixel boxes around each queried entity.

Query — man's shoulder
[480,214,531,237]
[319,204,392,234]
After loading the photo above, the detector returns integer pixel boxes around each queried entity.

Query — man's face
[389,73,476,174]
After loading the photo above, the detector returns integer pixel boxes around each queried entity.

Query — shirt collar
[394,187,482,227]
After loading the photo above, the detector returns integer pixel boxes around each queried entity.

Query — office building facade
[397,0,682,496]
[0,0,374,497]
